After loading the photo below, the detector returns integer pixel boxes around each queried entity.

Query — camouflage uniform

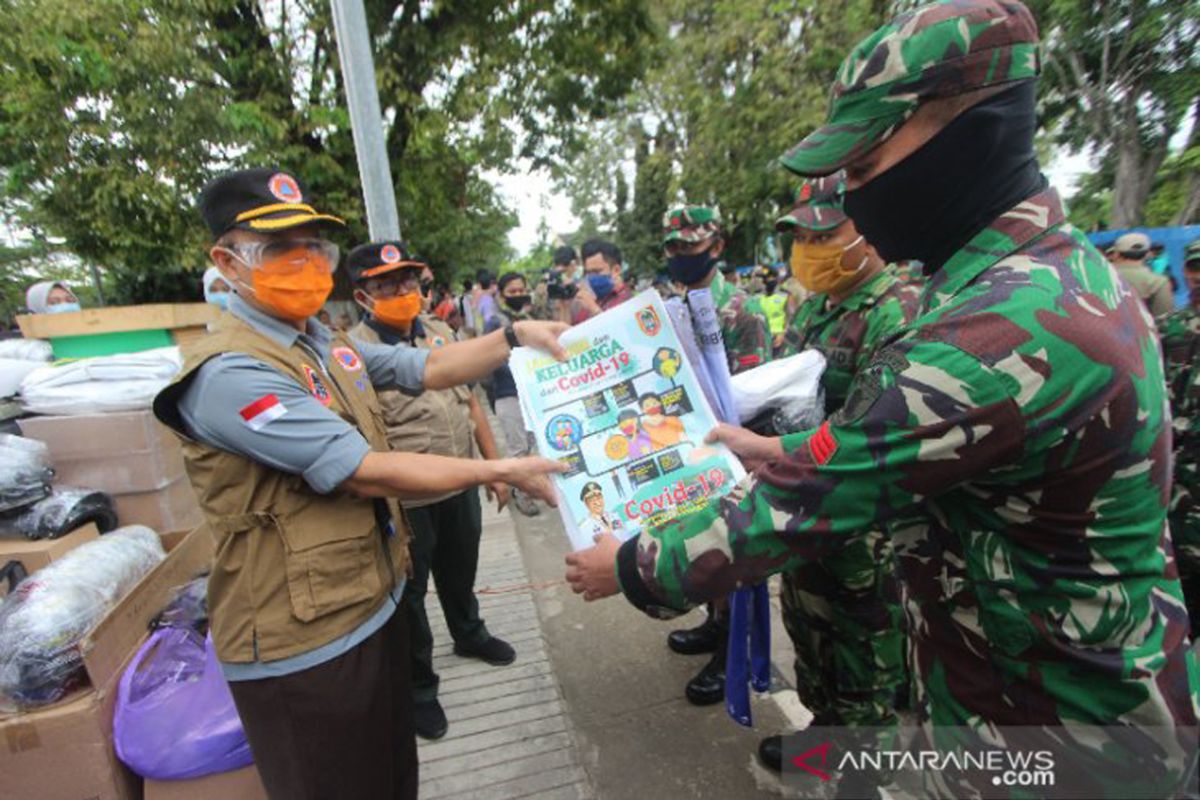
[662,205,771,375]
[615,1,1198,787]
[1160,243,1200,634]
[773,174,920,725]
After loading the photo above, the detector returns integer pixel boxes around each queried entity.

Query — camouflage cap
[775,173,849,233]
[662,205,722,246]
[1186,239,1200,268]
[780,0,1041,177]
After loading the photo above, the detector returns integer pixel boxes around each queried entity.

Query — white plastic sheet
[19,347,182,415]
[730,349,827,433]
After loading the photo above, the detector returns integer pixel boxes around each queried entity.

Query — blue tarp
[1087,225,1200,308]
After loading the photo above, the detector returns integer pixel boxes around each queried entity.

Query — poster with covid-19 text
[510,290,746,551]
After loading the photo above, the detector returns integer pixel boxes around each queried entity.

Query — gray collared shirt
[177,294,430,494]
[176,295,424,681]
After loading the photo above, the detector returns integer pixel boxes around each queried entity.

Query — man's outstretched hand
[513,320,570,361]
[565,533,622,601]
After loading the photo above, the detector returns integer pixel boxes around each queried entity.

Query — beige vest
[154,316,410,663]
[350,316,477,508]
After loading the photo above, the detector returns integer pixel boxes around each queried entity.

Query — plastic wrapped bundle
[731,350,827,435]
[151,575,208,633]
[0,487,118,541]
[0,526,165,709]
[0,434,54,513]
[114,628,253,780]
[19,347,182,416]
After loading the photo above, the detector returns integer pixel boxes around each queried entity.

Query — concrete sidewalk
[418,490,803,799]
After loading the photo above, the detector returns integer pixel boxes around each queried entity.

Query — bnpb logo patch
[380,244,402,263]
[268,173,302,203]
[332,346,363,372]
[302,364,332,406]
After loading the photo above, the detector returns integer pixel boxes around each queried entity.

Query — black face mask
[843,80,1047,273]
[667,247,718,286]
[504,294,532,312]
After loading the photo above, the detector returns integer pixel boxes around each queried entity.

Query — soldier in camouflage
[567,1,1198,794]
[1159,239,1200,637]
[659,204,772,706]
[752,172,919,772]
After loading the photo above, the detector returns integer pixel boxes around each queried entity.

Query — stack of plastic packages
[18,347,182,416]
[0,339,52,400]
[0,433,117,541]
[0,526,165,708]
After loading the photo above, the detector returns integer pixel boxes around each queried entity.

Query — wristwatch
[503,323,521,350]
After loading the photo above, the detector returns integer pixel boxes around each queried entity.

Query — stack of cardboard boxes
[18,410,203,533]
[0,527,267,799]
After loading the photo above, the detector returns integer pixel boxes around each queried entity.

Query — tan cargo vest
[153,315,410,664]
[350,316,476,508]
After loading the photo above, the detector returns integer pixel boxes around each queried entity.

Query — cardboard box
[14,304,217,360]
[15,304,217,339]
[19,410,187,493]
[0,526,215,800]
[112,477,202,533]
[0,523,100,597]
[144,765,268,800]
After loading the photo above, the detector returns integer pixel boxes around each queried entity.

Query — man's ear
[209,246,241,285]
[352,287,373,314]
[710,237,726,258]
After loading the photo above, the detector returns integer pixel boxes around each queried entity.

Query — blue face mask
[586,273,615,300]
[46,302,81,315]
[208,292,230,311]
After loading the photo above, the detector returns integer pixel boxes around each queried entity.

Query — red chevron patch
[808,421,838,466]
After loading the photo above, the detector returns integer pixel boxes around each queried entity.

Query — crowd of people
[8,0,1199,798]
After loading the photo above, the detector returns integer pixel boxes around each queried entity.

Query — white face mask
[46,302,81,314]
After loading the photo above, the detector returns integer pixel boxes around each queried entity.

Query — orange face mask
[250,249,334,321]
[371,293,422,328]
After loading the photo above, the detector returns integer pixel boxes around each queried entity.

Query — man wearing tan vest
[153,168,566,800]
[348,241,515,741]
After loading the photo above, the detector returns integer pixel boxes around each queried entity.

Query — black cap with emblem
[199,167,346,238]
[345,241,429,284]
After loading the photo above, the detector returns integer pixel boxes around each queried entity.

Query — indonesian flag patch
[808,421,839,466]
[239,394,287,431]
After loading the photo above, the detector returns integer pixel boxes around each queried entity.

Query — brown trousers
[228,607,418,800]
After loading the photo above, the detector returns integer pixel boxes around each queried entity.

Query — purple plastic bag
[113,627,253,780]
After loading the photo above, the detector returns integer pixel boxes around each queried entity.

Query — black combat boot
[684,635,727,705]
[667,613,722,655]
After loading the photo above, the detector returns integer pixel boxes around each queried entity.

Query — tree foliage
[558,0,890,273]
[1030,0,1199,227]
[0,0,654,302]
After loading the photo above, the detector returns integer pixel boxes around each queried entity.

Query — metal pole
[330,0,401,241]
[88,262,106,306]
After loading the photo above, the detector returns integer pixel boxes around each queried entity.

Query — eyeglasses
[363,269,422,298]
[225,239,340,274]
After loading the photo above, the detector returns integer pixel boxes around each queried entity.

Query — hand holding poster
[510,290,746,551]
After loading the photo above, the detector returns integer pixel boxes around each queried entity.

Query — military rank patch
[302,364,333,406]
[332,346,363,372]
[808,421,838,465]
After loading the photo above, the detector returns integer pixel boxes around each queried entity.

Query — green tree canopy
[0,0,654,302]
